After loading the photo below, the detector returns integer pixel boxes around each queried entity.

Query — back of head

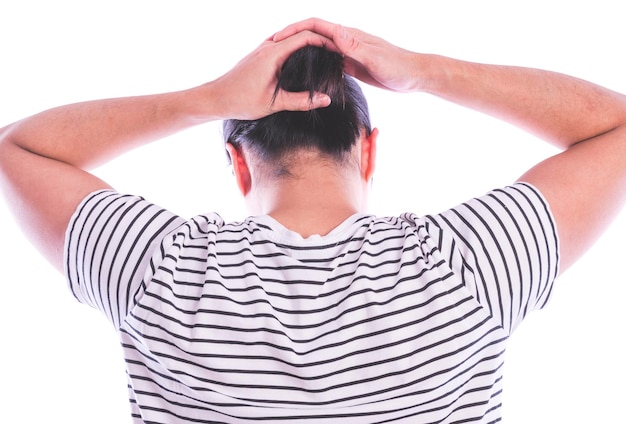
[223,45,371,169]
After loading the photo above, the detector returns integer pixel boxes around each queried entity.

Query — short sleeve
[424,183,560,334]
[64,190,186,329]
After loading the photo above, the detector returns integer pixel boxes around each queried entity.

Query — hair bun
[223,45,371,168]
[275,45,345,105]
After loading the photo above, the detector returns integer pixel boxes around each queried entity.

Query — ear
[360,128,378,182]
[225,143,252,196]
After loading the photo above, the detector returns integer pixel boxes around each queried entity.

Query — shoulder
[421,183,558,250]
[418,183,560,331]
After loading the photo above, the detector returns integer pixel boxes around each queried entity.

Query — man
[1,17,625,423]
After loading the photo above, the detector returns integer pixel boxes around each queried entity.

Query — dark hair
[223,45,371,168]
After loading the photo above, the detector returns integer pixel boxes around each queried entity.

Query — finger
[275,19,364,59]
[278,30,339,52]
[273,17,337,42]
[330,25,375,66]
[275,20,358,62]
[278,21,366,65]
[343,60,384,89]
[273,29,340,59]
[272,90,331,112]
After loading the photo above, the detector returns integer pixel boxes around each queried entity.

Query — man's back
[66,183,557,422]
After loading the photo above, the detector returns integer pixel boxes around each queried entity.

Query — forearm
[417,54,626,149]
[0,30,333,273]
[0,83,218,170]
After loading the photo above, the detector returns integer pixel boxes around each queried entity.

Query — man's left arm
[275,18,626,274]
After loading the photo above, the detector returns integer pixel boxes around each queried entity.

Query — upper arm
[0,140,111,273]
[519,126,626,273]
[427,184,559,333]
[65,190,185,327]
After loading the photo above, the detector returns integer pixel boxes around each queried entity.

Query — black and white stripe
[65,182,558,423]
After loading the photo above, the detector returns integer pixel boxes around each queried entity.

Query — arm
[417,56,626,272]
[0,31,333,273]
[275,18,626,273]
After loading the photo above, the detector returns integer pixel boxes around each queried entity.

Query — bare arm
[418,57,626,271]
[0,31,333,272]
[276,18,626,272]
[0,89,211,270]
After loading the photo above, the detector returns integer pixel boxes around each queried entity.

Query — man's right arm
[275,18,626,273]
[0,30,333,274]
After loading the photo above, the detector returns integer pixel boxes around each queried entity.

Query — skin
[275,18,626,273]
[0,30,334,272]
[2,17,626,278]
[226,129,378,238]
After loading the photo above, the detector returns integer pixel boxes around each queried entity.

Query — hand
[208,30,335,120]
[273,18,421,93]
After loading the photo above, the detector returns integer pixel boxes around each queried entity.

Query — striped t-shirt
[64,182,558,423]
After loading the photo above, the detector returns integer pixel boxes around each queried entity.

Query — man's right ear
[225,143,252,196]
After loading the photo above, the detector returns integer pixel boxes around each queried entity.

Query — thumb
[273,90,331,112]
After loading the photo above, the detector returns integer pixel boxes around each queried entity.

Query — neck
[249,161,366,238]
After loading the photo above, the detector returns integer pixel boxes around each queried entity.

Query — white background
[0,1,624,423]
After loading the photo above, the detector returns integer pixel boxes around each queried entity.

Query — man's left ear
[360,128,378,182]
